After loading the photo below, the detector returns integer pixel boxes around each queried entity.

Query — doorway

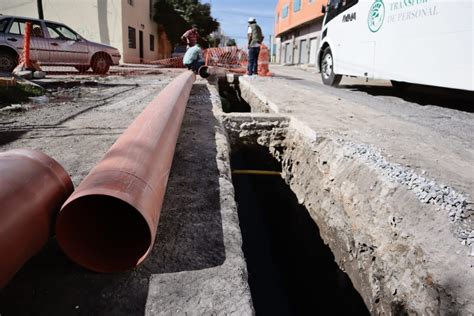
[299,39,309,64]
[309,37,318,65]
[139,30,144,62]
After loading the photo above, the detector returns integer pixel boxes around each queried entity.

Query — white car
[0,15,121,74]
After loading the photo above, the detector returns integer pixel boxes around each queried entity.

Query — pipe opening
[231,144,369,315]
[198,66,210,79]
[56,195,152,273]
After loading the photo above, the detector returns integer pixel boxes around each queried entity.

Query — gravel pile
[338,139,474,248]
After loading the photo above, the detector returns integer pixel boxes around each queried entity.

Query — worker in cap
[247,17,264,76]
[181,24,201,48]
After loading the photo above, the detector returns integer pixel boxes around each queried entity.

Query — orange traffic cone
[258,44,271,77]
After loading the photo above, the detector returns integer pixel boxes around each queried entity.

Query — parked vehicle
[171,45,187,58]
[0,15,121,74]
[318,0,473,91]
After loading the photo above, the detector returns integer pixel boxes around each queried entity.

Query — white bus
[317,0,473,91]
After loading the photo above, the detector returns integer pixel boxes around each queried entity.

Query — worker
[183,43,204,73]
[247,17,264,76]
[181,24,201,48]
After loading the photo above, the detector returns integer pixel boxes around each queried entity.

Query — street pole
[37,0,44,20]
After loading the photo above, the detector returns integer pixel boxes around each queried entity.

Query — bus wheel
[321,47,342,86]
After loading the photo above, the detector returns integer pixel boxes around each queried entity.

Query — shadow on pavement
[344,84,474,113]
[0,129,30,146]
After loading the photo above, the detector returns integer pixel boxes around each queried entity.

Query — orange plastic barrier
[152,47,250,74]
[151,57,185,68]
[205,47,248,74]
[258,44,271,77]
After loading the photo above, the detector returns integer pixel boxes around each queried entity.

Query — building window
[128,0,134,6]
[294,0,301,12]
[282,5,289,18]
[128,26,136,49]
[149,0,153,17]
[308,0,315,3]
[150,34,155,51]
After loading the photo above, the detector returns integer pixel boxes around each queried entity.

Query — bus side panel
[331,2,376,78]
[373,1,473,91]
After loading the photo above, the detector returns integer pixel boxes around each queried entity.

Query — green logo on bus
[368,0,385,32]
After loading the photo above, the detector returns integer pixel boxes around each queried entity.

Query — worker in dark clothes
[247,17,264,76]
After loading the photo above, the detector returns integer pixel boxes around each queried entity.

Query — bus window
[324,0,358,25]
[325,0,341,24]
[342,0,359,11]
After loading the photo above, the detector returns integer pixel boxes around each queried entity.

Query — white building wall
[121,0,160,63]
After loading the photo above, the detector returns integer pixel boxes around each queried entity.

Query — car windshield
[0,18,10,33]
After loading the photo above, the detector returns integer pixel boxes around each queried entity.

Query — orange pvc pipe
[198,66,227,79]
[56,71,196,273]
[0,149,73,288]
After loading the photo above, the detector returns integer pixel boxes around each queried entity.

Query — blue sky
[202,0,277,47]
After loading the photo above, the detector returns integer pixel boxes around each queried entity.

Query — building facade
[0,0,171,63]
[274,0,325,66]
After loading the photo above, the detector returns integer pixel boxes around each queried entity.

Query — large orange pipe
[0,149,73,288]
[56,71,196,273]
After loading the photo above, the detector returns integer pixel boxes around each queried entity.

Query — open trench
[231,144,369,315]
[218,80,370,314]
[214,74,474,315]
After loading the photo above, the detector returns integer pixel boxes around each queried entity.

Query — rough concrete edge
[288,118,474,247]
[238,77,280,113]
[144,82,254,315]
[285,118,473,315]
[221,114,473,314]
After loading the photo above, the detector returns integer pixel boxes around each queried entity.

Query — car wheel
[91,53,111,75]
[75,65,90,73]
[391,80,412,91]
[320,47,342,86]
[0,51,18,72]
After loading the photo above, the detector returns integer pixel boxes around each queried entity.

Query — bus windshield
[324,0,359,25]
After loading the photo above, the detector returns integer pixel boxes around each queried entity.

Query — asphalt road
[271,65,474,146]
